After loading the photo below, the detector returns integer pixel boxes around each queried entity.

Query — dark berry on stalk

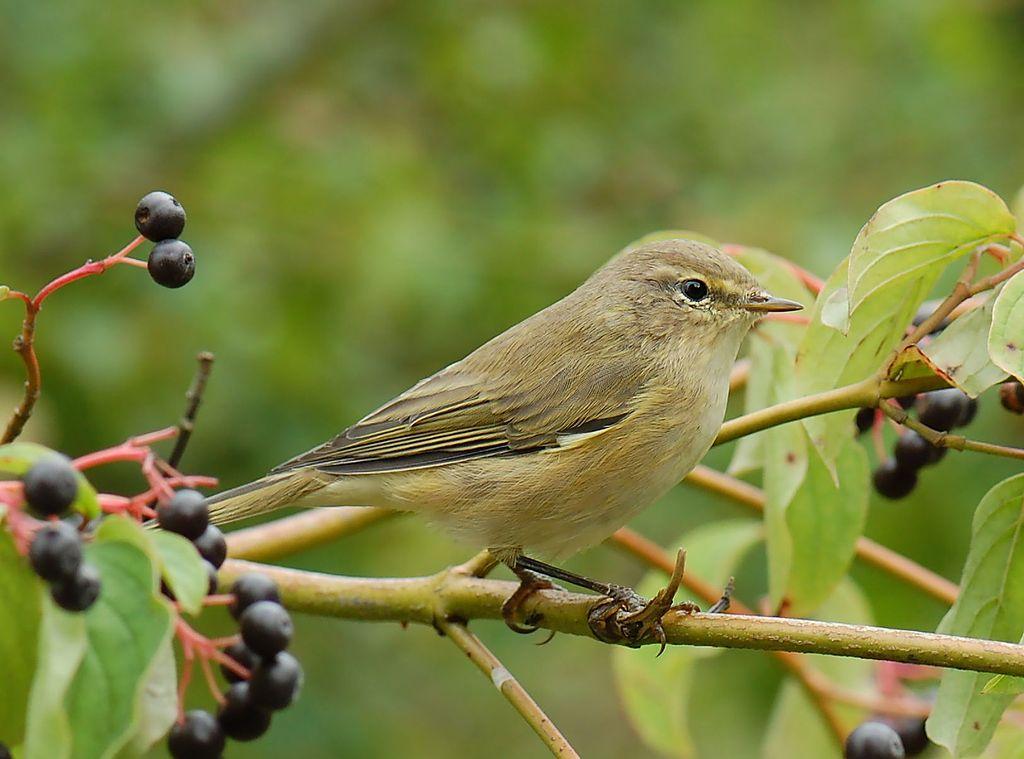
[147,239,195,289]
[1000,380,1024,414]
[193,524,227,568]
[168,710,225,759]
[51,562,101,612]
[879,717,929,756]
[204,560,219,595]
[873,459,917,500]
[23,454,78,517]
[230,573,281,619]
[240,600,294,657]
[217,681,272,741]
[249,651,303,711]
[157,489,208,540]
[135,191,186,241]
[895,395,916,410]
[893,433,932,471]
[927,443,947,464]
[29,521,83,582]
[958,396,978,427]
[844,720,905,758]
[0,742,10,759]
[221,640,258,683]
[855,407,875,435]
[917,388,969,432]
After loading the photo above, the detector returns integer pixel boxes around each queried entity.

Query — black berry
[873,459,917,500]
[157,489,208,540]
[194,524,227,568]
[0,742,10,759]
[23,454,78,517]
[51,562,101,612]
[249,651,303,711]
[217,682,272,741]
[147,239,195,289]
[1000,380,1024,414]
[895,395,917,410]
[879,717,929,756]
[855,407,875,435]
[29,521,83,582]
[168,710,225,759]
[893,433,933,471]
[230,573,281,619]
[135,191,185,241]
[917,388,969,432]
[957,396,978,427]
[240,600,294,658]
[221,640,258,683]
[845,720,905,759]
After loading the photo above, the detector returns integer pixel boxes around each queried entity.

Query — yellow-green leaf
[921,293,1007,397]
[989,269,1024,384]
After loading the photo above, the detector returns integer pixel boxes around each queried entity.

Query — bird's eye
[679,279,709,302]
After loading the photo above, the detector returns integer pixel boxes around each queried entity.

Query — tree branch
[438,618,580,758]
[881,402,1024,463]
[168,351,216,468]
[217,559,1024,678]
[226,506,396,562]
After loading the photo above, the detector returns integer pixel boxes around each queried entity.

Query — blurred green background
[3,1,1024,756]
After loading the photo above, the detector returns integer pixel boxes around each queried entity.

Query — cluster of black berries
[135,191,195,289]
[845,716,930,758]
[860,388,977,500]
[156,488,226,596]
[25,455,101,612]
[159,491,301,758]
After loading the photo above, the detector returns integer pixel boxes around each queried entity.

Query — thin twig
[880,402,1024,462]
[683,465,959,605]
[168,351,216,468]
[218,559,1024,679]
[438,619,580,758]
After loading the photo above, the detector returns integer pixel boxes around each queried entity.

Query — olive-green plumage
[207,239,800,562]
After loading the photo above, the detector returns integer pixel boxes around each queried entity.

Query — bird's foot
[502,568,558,634]
[587,549,700,651]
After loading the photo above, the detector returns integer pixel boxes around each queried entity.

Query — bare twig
[168,351,216,468]
[438,619,580,758]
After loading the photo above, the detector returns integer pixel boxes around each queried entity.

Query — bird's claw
[502,569,560,634]
[587,549,698,652]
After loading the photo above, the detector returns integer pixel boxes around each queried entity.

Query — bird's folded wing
[271,358,642,476]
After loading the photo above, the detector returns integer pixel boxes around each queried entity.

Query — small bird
[208,239,801,636]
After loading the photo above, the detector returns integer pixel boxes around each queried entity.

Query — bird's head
[592,238,803,346]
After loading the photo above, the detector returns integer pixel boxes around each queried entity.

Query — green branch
[219,559,1024,679]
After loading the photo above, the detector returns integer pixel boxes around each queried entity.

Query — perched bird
[208,239,800,636]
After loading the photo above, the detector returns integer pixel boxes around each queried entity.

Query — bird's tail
[206,470,328,526]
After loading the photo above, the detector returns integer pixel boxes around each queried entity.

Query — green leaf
[0,443,100,519]
[0,529,42,746]
[797,181,1015,466]
[919,292,1007,397]
[847,180,1015,312]
[24,597,87,759]
[114,639,177,758]
[62,537,174,759]
[96,514,206,615]
[981,673,1024,696]
[765,433,868,615]
[151,530,207,615]
[989,269,1024,384]
[928,473,1024,757]
[613,519,762,757]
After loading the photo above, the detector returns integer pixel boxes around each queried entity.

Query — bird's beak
[743,292,804,313]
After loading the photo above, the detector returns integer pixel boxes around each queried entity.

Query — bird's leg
[501,561,559,634]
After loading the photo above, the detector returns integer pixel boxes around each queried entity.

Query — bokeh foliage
[3,1,1024,756]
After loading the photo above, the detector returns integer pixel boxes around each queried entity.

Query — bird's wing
[272,301,647,476]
